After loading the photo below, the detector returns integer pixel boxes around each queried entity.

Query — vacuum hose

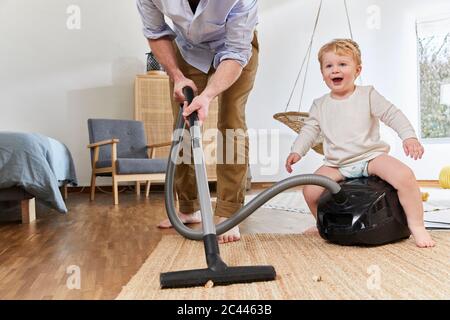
[164,90,347,241]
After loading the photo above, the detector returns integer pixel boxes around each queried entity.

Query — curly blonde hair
[318,39,362,67]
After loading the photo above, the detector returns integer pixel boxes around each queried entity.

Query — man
[137,0,258,243]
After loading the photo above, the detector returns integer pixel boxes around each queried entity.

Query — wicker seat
[273,111,324,155]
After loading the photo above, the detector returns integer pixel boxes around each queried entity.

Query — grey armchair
[87,119,170,205]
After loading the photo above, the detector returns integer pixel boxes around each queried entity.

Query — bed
[0,132,77,221]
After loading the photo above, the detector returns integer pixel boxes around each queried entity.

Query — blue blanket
[0,132,77,213]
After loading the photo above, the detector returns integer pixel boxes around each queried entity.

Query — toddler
[285,39,435,248]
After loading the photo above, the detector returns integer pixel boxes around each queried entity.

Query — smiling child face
[320,51,362,97]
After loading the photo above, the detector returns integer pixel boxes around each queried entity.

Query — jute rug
[116,232,450,300]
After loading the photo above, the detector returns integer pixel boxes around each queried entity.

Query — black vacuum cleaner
[317,176,411,246]
[160,87,410,289]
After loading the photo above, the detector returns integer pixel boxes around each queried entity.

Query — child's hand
[285,153,301,173]
[403,138,424,160]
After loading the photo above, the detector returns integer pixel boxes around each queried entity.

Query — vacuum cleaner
[317,176,411,246]
[160,87,410,289]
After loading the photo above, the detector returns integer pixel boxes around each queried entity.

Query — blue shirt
[136,0,258,73]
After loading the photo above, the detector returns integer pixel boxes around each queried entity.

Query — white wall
[1,0,449,185]
[0,0,148,186]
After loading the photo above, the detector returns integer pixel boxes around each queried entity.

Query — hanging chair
[273,0,355,156]
[273,111,324,154]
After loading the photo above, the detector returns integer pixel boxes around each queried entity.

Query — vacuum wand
[160,87,276,289]
[183,87,217,239]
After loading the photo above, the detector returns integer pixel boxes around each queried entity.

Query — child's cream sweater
[291,85,417,167]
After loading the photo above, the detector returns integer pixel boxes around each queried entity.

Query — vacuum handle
[182,86,199,127]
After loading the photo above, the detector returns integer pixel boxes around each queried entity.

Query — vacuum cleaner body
[317,176,411,246]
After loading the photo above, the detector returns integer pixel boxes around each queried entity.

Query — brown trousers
[170,32,259,218]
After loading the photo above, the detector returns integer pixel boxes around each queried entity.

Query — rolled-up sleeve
[136,0,176,40]
[213,0,258,69]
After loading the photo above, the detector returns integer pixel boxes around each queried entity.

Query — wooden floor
[0,187,307,300]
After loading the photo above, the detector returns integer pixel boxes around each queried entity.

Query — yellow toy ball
[439,166,450,189]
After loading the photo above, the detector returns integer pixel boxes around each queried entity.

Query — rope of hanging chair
[344,0,354,40]
[284,0,323,112]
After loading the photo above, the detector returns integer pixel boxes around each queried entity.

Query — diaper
[338,161,370,179]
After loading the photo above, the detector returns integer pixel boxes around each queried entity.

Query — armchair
[87,119,170,205]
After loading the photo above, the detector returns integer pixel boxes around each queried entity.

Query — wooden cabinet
[134,72,218,181]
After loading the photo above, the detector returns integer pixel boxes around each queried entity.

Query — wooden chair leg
[90,173,96,201]
[145,181,151,198]
[21,198,36,224]
[136,181,141,196]
[113,175,119,205]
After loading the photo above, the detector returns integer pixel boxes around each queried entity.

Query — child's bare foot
[157,211,201,229]
[303,226,319,235]
[409,225,435,248]
[217,217,240,244]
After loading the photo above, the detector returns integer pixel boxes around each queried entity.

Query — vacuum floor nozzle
[160,265,276,289]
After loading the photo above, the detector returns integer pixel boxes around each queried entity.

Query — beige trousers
[170,32,259,218]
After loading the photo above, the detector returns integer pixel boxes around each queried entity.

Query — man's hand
[179,60,242,125]
[148,37,197,103]
[182,94,211,124]
[285,152,302,173]
[173,77,198,103]
[403,138,424,160]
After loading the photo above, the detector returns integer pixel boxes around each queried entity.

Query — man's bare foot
[303,226,319,235]
[217,217,240,244]
[410,225,435,248]
[157,211,202,229]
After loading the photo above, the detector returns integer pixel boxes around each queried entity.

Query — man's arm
[137,0,197,102]
[149,37,198,102]
[182,59,242,123]
[212,0,257,69]
[183,0,257,123]
[200,60,243,101]
[136,0,176,39]
[148,37,183,82]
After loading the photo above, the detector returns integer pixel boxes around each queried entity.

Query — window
[416,15,450,140]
